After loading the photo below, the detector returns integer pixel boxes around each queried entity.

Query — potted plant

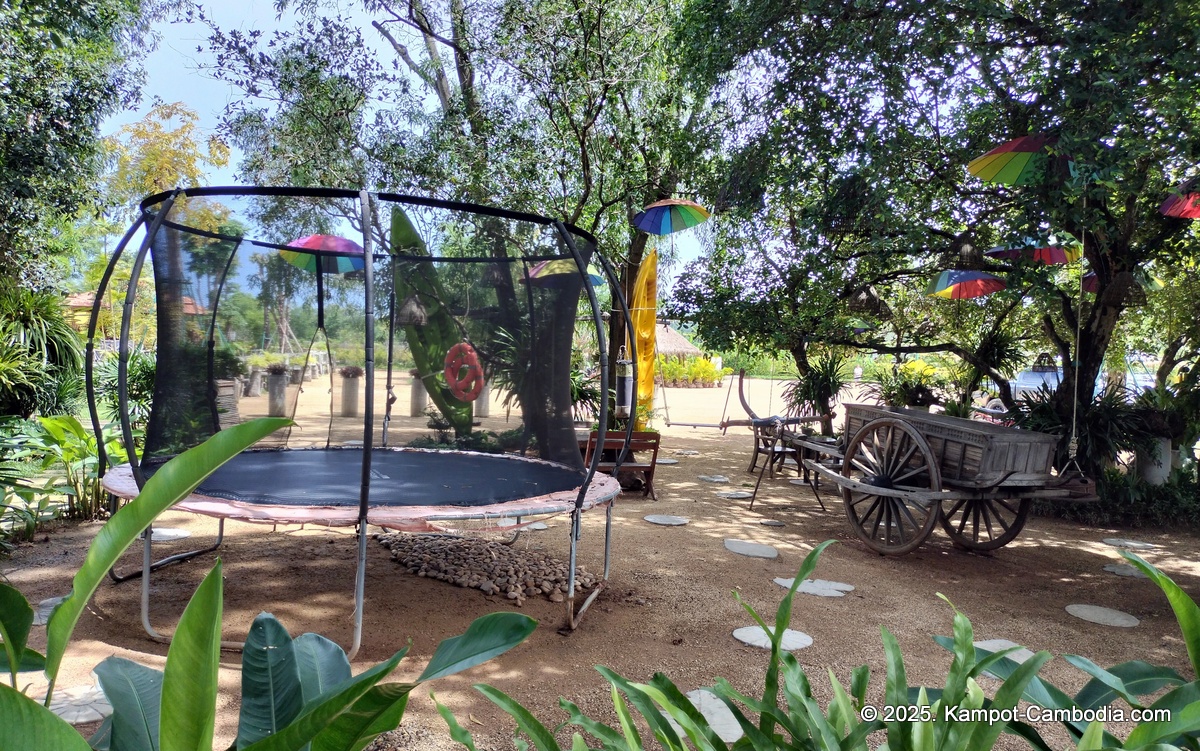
[266,361,290,417]
[340,365,364,417]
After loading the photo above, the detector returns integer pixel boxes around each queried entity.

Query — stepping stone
[760,520,785,527]
[724,539,778,559]
[698,475,730,484]
[645,515,689,526]
[716,491,753,500]
[657,457,680,465]
[41,683,112,725]
[973,639,1036,664]
[674,450,700,456]
[528,522,549,531]
[733,625,812,650]
[495,518,518,528]
[774,578,854,597]
[144,527,191,542]
[1104,563,1149,579]
[788,479,811,486]
[33,595,68,626]
[1102,538,1158,550]
[663,690,744,743]
[1066,604,1139,627]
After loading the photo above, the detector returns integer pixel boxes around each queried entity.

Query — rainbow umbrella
[521,259,605,288]
[1160,179,1200,219]
[281,234,365,274]
[984,241,1082,265]
[967,134,1057,186]
[633,199,710,235]
[927,270,1007,299]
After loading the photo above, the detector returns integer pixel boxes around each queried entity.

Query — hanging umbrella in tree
[927,270,1007,299]
[280,234,365,273]
[633,199,710,235]
[984,240,1082,265]
[1160,179,1200,219]
[967,134,1061,186]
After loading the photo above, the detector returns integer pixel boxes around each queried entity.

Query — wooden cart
[804,404,1082,555]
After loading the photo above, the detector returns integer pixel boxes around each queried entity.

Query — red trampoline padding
[102,449,621,533]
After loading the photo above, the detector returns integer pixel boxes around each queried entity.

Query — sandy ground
[4,377,1199,749]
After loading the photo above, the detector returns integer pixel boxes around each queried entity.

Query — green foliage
[94,348,157,428]
[569,368,603,423]
[1036,467,1200,528]
[865,362,944,408]
[1013,385,1156,475]
[0,289,84,418]
[658,356,726,387]
[0,416,537,750]
[783,352,851,432]
[443,540,1076,751]
[5,415,127,520]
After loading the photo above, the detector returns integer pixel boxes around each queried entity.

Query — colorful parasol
[967,134,1057,186]
[520,259,605,288]
[281,234,365,274]
[633,199,710,235]
[1160,179,1200,219]
[984,241,1082,265]
[926,270,1007,299]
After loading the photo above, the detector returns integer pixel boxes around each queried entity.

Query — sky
[104,0,706,294]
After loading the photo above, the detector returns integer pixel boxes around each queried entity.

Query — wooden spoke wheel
[842,418,941,555]
[939,496,1031,551]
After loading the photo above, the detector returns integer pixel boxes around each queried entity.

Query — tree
[674,0,1200,468]
[0,0,146,286]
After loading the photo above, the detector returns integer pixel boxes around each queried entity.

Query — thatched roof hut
[656,324,703,358]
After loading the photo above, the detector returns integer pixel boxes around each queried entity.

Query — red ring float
[443,342,484,402]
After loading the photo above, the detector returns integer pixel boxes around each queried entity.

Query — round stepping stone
[528,522,549,531]
[788,479,810,486]
[147,527,191,542]
[664,690,744,743]
[33,595,68,626]
[494,518,518,528]
[1066,604,1139,627]
[716,491,753,500]
[1104,563,1149,579]
[733,625,812,650]
[1102,538,1158,550]
[724,539,778,559]
[42,684,112,725]
[674,449,700,456]
[656,457,680,465]
[698,475,730,484]
[973,639,1036,664]
[774,578,855,597]
[645,515,689,526]
[760,519,785,527]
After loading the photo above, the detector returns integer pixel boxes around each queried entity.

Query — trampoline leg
[140,532,170,644]
[601,502,613,580]
[347,522,367,661]
[112,519,227,583]
[563,506,610,632]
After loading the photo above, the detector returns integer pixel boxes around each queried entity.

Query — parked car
[979,365,1156,411]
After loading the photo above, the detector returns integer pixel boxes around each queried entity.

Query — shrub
[1036,466,1200,527]
[266,362,290,376]
[94,348,156,428]
[339,365,364,378]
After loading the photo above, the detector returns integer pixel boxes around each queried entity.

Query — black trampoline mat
[144,449,585,507]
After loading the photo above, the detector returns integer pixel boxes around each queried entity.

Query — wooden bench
[583,430,661,500]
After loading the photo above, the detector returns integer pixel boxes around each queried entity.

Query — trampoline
[87,186,634,655]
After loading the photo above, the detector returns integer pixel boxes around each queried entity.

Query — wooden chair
[584,430,661,500]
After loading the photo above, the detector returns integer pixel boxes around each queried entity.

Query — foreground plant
[0,417,537,750]
[440,541,1053,751]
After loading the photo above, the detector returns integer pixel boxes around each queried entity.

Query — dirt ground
[4,378,1198,749]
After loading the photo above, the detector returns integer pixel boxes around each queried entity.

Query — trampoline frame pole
[349,190,375,661]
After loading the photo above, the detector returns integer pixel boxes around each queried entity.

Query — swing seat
[1053,469,1099,502]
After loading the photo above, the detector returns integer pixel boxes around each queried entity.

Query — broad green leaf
[881,626,913,751]
[17,648,45,673]
[610,684,643,751]
[90,715,113,750]
[311,682,411,751]
[826,669,858,736]
[238,613,303,748]
[633,682,722,751]
[1063,654,1148,709]
[475,684,561,751]
[648,673,723,750]
[597,667,683,750]
[1074,661,1185,709]
[433,692,479,751]
[241,652,405,751]
[160,561,224,751]
[710,679,788,751]
[294,633,351,705]
[416,612,537,682]
[43,418,290,693]
[570,733,587,751]
[559,697,627,751]
[964,651,1052,751]
[94,656,163,751]
[1076,720,1104,751]
[0,582,33,684]
[0,681,94,750]
[1125,552,1200,678]
[1124,682,1200,748]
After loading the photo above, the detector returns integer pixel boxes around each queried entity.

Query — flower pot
[1137,436,1172,486]
[244,368,263,397]
[267,373,289,417]
[409,369,428,416]
[289,366,304,385]
[474,380,490,418]
[341,376,361,417]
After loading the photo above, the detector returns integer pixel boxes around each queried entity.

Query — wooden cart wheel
[842,417,941,555]
[939,496,1031,551]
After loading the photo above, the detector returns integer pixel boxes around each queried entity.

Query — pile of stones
[376,533,596,605]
